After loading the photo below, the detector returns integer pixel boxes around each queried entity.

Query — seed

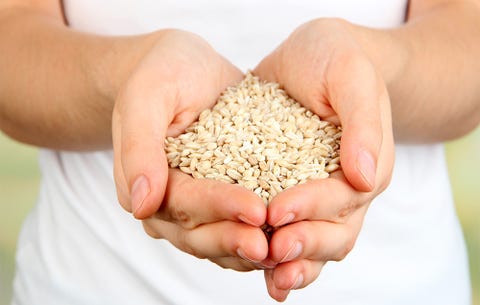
[247,156,258,166]
[192,171,204,179]
[282,178,299,189]
[179,166,193,174]
[206,142,217,151]
[259,179,270,190]
[330,157,341,165]
[237,165,246,174]
[189,158,198,171]
[259,160,268,171]
[226,168,242,181]
[164,72,342,203]
[254,187,263,195]
[243,180,258,190]
[325,163,340,173]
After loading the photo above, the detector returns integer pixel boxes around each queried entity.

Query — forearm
[0,7,157,150]
[351,1,480,142]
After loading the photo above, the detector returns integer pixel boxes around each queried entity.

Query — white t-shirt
[13,1,471,304]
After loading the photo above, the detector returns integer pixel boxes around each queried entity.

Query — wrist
[343,20,411,92]
[303,17,410,89]
[91,30,165,105]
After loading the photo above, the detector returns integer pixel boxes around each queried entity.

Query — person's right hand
[112,29,269,270]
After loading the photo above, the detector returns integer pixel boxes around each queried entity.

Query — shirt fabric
[12,1,471,304]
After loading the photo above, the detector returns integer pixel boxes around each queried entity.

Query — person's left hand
[141,168,270,271]
[253,18,395,301]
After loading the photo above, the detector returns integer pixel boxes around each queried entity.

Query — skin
[1,0,480,302]
[253,19,396,300]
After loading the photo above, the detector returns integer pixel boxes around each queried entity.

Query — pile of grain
[165,72,342,203]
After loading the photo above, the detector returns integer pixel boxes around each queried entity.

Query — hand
[254,18,395,301]
[112,30,268,270]
[112,29,243,218]
[142,169,269,271]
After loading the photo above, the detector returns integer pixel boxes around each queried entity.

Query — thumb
[329,62,386,192]
[116,85,174,220]
[252,51,281,84]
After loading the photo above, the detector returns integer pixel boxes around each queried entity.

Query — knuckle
[335,204,354,222]
[209,258,254,272]
[332,236,356,262]
[237,261,258,272]
[177,231,206,259]
[209,258,231,270]
[335,199,362,222]
[142,221,162,239]
[165,177,201,229]
[170,205,197,229]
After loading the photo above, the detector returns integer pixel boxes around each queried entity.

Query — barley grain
[165,72,342,203]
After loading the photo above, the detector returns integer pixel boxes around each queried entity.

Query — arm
[354,0,480,142]
[0,1,269,271]
[254,0,480,301]
[0,0,157,150]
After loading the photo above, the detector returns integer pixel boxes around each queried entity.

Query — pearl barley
[165,72,341,203]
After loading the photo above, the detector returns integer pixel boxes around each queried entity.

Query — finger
[268,215,365,263]
[327,53,388,192]
[142,219,269,262]
[252,50,280,84]
[116,80,176,220]
[268,206,368,264]
[208,257,260,272]
[154,169,266,229]
[264,268,290,302]
[267,259,325,293]
[267,172,368,227]
[112,108,131,212]
[143,217,259,273]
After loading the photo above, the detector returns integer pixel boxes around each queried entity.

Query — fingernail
[238,214,258,226]
[237,248,261,263]
[291,273,304,290]
[357,149,376,190]
[280,242,302,263]
[131,175,150,215]
[259,258,277,269]
[273,212,295,227]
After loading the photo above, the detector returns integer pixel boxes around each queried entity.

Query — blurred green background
[0,130,479,304]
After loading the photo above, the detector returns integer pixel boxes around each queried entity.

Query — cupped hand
[254,18,395,301]
[113,29,243,218]
[112,30,268,270]
[142,169,269,271]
